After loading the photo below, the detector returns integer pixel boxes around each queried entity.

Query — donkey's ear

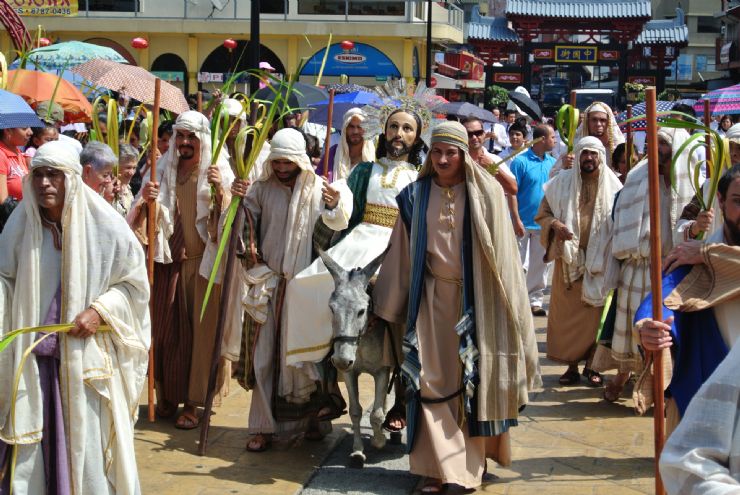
[360,245,390,282]
[317,245,347,284]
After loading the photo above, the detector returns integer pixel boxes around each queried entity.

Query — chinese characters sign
[11,0,77,16]
[554,46,598,64]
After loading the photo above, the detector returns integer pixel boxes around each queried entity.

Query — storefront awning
[432,73,458,90]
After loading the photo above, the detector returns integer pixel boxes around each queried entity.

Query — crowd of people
[0,83,737,495]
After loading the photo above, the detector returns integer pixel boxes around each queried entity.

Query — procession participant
[319,108,376,182]
[129,110,234,429]
[0,140,150,494]
[222,97,268,183]
[611,142,638,183]
[113,143,138,217]
[80,141,119,203]
[635,164,740,432]
[282,102,427,429]
[509,125,557,315]
[535,136,622,386]
[593,127,695,402]
[461,116,517,195]
[373,121,540,492]
[229,128,352,452]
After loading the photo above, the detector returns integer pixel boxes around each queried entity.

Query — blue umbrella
[310,91,385,129]
[617,100,676,131]
[0,89,44,129]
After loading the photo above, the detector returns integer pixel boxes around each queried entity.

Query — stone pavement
[135,311,658,495]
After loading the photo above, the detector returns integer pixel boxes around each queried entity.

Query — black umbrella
[253,82,329,111]
[439,102,496,122]
[507,91,543,121]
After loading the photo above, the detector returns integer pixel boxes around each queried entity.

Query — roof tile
[505,0,651,19]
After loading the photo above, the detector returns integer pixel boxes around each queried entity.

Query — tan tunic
[536,171,602,365]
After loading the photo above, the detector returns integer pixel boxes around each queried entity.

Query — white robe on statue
[283,157,418,369]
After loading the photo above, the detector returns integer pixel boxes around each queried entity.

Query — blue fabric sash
[634,266,728,416]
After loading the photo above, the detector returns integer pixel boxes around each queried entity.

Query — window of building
[85,0,138,11]
[298,0,346,15]
[697,16,722,34]
[261,0,286,14]
[348,1,404,15]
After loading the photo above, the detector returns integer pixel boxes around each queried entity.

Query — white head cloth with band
[0,140,150,493]
[333,108,376,181]
[576,101,625,158]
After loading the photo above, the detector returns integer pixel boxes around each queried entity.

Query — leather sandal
[558,369,580,385]
[603,380,624,402]
[382,402,406,432]
[582,368,603,388]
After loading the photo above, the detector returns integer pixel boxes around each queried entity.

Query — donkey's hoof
[349,452,366,469]
[390,431,403,445]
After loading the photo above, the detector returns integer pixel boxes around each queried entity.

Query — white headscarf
[259,127,313,181]
[223,98,246,122]
[725,123,740,146]
[576,101,625,161]
[0,140,150,494]
[332,108,376,181]
[544,136,623,304]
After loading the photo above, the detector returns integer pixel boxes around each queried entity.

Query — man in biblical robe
[319,107,376,182]
[129,110,234,429]
[373,122,540,491]
[0,141,150,494]
[229,128,352,452]
[536,136,622,386]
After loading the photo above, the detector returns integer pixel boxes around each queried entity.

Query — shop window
[261,0,286,14]
[298,0,346,15]
[697,16,722,34]
[348,1,404,15]
[85,0,138,11]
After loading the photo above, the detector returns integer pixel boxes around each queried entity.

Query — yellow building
[2,0,464,95]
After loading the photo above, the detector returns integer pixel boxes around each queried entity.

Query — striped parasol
[693,83,740,117]
[617,100,676,131]
[71,59,189,114]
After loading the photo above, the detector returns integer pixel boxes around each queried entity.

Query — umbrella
[253,82,329,111]
[6,69,93,123]
[325,83,369,94]
[0,89,44,129]
[693,84,740,117]
[439,102,495,122]
[311,91,386,129]
[24,41,128,71]
[507,90,542,121]
[617,100,676,131]
[10,59,108,101]
[71,59,189,114]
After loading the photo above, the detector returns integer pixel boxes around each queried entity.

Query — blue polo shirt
[509,149,556,231]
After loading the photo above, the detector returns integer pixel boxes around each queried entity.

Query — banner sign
[533,48,553,59]
[301,42,401,77]
[12,0,78,16]
[493,73,522,84]
[599,50,620,61]
[554,46,598,64]
[628,76,655,85]
[152,71,185,83]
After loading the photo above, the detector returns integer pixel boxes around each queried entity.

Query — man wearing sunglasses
[462,117,517,195]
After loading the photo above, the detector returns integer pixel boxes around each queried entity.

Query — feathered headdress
[360,79,444,145]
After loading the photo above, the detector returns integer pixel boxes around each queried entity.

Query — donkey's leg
[344,370,366,467]
[370,367,390,450]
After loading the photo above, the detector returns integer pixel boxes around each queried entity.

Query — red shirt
[0,142,28,200]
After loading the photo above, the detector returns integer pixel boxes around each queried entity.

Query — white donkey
[317,248,393,468]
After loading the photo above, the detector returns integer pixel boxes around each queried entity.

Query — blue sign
[301,42,401,78]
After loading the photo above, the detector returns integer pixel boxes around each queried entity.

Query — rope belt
[419,387,464,404]
[426,263,463,287]
[362,203,399,228]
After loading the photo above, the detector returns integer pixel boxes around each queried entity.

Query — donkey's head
[318,247,387,372]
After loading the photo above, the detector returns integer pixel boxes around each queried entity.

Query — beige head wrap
[31,139,83,175]
[260,128,313,180]
[576,101,625,160]
[418,121,470,178]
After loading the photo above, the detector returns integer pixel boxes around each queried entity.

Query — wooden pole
[197,91,203,113]
[704,99,712,179]
[626,103,633,171]
[645,87,666,495]
[198,104,258,456]
[569,90,576,108]
[147,78,162,423]
[322,89,335,178]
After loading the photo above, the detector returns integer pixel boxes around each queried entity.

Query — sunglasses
[467,129,485,138]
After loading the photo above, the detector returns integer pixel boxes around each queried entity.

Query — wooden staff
[198,104,258,456]
[645,87,666,495]
[704,99,712,179]
[626,103,633,171]
[569,90,576,108]
[147,78,162,423]
[197,91,203,113]
[322,89,335,178]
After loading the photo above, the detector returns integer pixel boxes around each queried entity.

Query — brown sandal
[174,410,201,429]
[246,433,272,452]
[420,478,445,493]
[558,369,580,385]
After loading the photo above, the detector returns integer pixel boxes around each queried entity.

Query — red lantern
[223,38,237,51]
[38,37,51,47]
[131,37,149,50]
[429,77,437,88]
[340,40,355,51]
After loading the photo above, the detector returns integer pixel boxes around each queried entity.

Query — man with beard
[634,164,740,435]
[461,116,517,195]
[535,137,622,386]
[283,108,423,432]
[129,111,234,430]
[228,128,351,452]
[319,108,376,182]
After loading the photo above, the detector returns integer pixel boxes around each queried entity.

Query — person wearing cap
[228,128,352,452]
[0,140,150,494]
[130,110,234,430]
[35,99,83,154]
[373,121,540,492]
[535,136,622,387]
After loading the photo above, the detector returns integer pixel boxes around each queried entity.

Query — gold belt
[362,203,398,228]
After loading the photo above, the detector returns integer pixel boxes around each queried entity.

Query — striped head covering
[418,121,472,178]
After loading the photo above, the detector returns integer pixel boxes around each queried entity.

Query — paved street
[136,309,656,495]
